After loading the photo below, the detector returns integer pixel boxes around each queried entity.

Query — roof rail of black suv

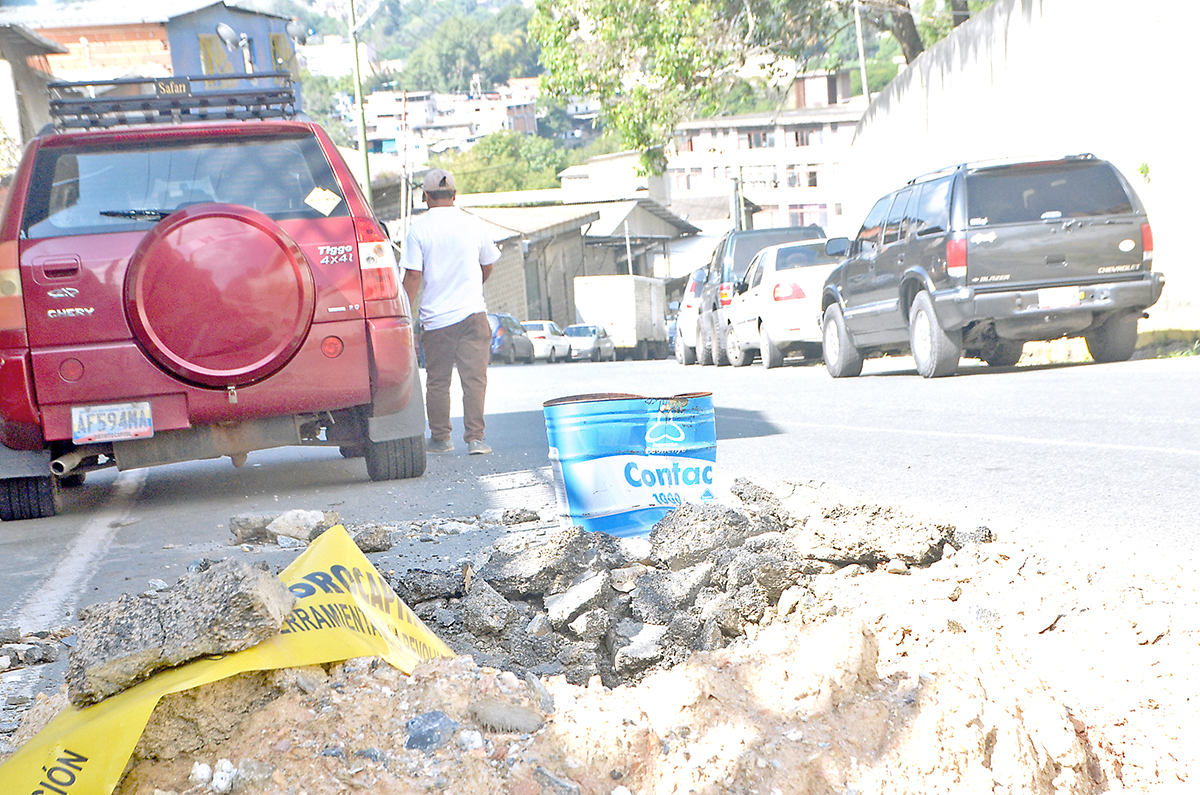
[907,152,1101,186]
[47,72,297,131]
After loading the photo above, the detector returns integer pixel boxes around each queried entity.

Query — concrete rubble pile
[2,478,1144,794]
[389,479,957,688]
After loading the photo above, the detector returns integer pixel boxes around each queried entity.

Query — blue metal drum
[542,392,717,537]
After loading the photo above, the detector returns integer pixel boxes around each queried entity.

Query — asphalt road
[4,350,1199,648]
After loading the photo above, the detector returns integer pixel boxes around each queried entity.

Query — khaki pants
[421,312,490,443]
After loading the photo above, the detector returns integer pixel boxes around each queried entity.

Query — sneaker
[427,437,454,453]
[467,439,492,455]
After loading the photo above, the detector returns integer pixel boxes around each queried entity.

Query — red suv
[0,75,426,521]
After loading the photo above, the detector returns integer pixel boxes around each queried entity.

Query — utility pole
[349,0,372,204]
[854,1,871,104]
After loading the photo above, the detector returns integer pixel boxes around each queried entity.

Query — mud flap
[0,446,52,478]
[367,376,426,443]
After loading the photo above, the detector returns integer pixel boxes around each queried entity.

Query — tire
[726,324,751,366]
[609,347,618,362]
[504,343,516,365]
[760,325,784,369]
[365,435,426,481]
[909,291,961,378]
[982,340,1024,367]
[592,347,600,362]
[0,476,60,521]
[697,323,713,365]
[711,319,730,366]
[822,304,863,378]
[547,347,557,364]
[1085,313,1139,363]
[676,333,696,365]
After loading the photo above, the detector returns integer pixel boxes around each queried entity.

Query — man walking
[402,169,501,455]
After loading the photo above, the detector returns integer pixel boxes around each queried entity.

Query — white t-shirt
[401,206,502,331]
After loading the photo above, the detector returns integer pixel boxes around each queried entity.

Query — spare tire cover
[124,203,316,388]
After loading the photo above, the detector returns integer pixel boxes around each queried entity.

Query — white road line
[736,417,1200,457]
[13,469,147,633]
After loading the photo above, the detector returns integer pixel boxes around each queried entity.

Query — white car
[674,267,707,365]
[724,239,840,368]
[564,324,617,362]
[521,320,571,363]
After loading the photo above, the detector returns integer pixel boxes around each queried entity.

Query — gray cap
[422,168,456,193]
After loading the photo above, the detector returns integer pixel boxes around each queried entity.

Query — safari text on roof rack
[48,72,297,131]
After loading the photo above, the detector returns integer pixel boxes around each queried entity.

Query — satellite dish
[286,20,307,45]
[216,23,240,52]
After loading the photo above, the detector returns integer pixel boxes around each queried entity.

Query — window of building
[788,203,828,229]
[807,170,818,188]
[743,130,775,149]
[270,33,298,78]
[793,125,822,146]
[744,165,777,188]
[198,34,234,75]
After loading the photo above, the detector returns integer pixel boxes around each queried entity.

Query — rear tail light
[355,221,400,301]
[772,283,805,301]
[1142,222,1153,264]
[0,258,26,335]
[719,283,734,307]
[946,234,968,279]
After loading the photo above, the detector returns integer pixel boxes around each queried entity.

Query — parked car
[674,267,707,364]
[820,153,1164,378]
[699,225,825,365]
[521,320,571,362]
[0,74,426,521]
[488,313,535,363]
[564,324,617,361]
[725,240,841,367]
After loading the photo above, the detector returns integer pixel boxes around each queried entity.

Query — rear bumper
[932,272,1165,332]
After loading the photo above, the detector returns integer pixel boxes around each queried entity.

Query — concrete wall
[482,243,528,320]
[846,0,1199,326]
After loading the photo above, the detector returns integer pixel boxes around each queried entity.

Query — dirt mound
[6,478,1196,793]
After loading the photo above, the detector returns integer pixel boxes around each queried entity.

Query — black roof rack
[48,73,297,131]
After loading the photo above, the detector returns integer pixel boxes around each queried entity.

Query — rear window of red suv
[22,132,349,239]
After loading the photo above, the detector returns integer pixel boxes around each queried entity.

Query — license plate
[71,402,154,444]
[1037,286,1081,309]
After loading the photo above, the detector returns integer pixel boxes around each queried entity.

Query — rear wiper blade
[99,209,172,221]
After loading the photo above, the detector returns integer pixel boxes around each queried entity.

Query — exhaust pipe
[50,445,107,476]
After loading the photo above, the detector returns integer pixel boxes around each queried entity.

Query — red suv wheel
[123,203,316,388]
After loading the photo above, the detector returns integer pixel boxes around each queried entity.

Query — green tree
[398,6,541,92]
[299,71,354,146]
[530,0,993,171]
[432,130,568,193]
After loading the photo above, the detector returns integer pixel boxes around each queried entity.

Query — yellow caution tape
[0,525,454,795]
